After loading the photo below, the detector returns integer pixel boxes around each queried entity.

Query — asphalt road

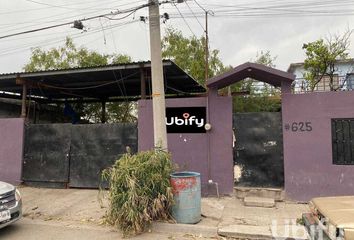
[0,218,199,240]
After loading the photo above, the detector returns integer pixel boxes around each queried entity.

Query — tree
[302,30,352,91]
[162,27,227,86]
[25,37,131,71]
[254,50,277,68]
[24,37,136,123]
[254,50,279,96]
[232,50,281,112]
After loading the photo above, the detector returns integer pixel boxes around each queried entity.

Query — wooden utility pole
[148,0,168,150]
[204,10,214,82]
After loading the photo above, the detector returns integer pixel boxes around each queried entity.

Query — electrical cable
[98,18,107,45]
[161,0,354,19]
[112,70,127,99]
[1,0,120,15]
[0,2,150,40]
[0,0,128,31]
[118,69,129,100]
[24,0,107,11]
[184,1,205,31]
[193,0,207,12]
[1,0,161,34]
[34,71,140,91]
[172,3,196,36]
[0,20,139,57]
[107,19,119,54]
[103,10,138,21]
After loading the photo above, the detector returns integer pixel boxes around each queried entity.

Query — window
[315,75,339,92]
[346,74,354,90]
[332,118,354,165]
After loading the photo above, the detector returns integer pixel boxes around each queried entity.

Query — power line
[23,0,147,12]
[0,21,81,40]
[167,3,354,19]
[0,20,139,57]
[0,20,138,56]
[203,0,354,10]
[0,3,150,40]
[193,0,207,12]
[161,0,354,18]
[103,10,138,21]
[1,0,120,14]
[184,1,205,31]
[202,0,354,12]
[0,0,146,33]
[38,71,139,91]
[172,3,196,36]
[169,12,354,19]
[24,0,104,11]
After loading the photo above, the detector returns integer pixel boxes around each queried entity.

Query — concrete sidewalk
[18,186,309,239]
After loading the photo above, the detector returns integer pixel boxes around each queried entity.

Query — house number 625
[285,122,313,132]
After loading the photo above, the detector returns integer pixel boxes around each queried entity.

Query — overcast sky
[1,0,354,74]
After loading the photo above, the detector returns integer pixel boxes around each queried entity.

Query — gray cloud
[0,0,354,73]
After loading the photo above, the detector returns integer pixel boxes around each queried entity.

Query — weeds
[101,149,174,236]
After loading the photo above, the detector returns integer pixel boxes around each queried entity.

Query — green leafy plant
[101,149,174,236]
[296,217,305,226]
[24,37,136,123]
[302,30,352,91]
[162,26,229,86]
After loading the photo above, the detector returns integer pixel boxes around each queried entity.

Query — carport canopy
[0,60,205,103]
[207,62,295,89]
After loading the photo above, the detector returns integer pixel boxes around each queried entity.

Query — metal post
[21,83,27,118]
[140,66,146,99]
[33,101,37,124]
[101,101,106,123]
[148,0,168,150]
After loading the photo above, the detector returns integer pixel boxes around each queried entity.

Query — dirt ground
[16,186,309,239]
[19,186,107,226]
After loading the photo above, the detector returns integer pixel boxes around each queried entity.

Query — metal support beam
[33,101,37,124]
[101,101,106,123]
[140,67,146,100]
[20,80,27,118]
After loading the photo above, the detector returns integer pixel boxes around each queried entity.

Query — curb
[218,225,272,239]
[152,222,218,237]
[217,224,309,240]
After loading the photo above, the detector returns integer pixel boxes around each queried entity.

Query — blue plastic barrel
[170,171,201,224]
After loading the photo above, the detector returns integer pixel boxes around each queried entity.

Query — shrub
[101,149,174,236]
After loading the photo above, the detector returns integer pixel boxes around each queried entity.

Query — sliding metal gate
[23,123,137,188]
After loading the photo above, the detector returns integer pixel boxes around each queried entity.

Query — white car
[304,196,354,240]
[0,181,22,229]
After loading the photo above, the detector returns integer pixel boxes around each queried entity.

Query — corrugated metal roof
[0,60,205,102]
[0,60,157,77]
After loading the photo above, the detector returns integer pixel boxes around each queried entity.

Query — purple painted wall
[282,91,354,201]
[0,118,25,185]
[138,94,233,196]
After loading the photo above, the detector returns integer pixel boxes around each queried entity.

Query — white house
[287,59,354,93]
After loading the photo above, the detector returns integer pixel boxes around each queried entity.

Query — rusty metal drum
[170,171,201,224]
